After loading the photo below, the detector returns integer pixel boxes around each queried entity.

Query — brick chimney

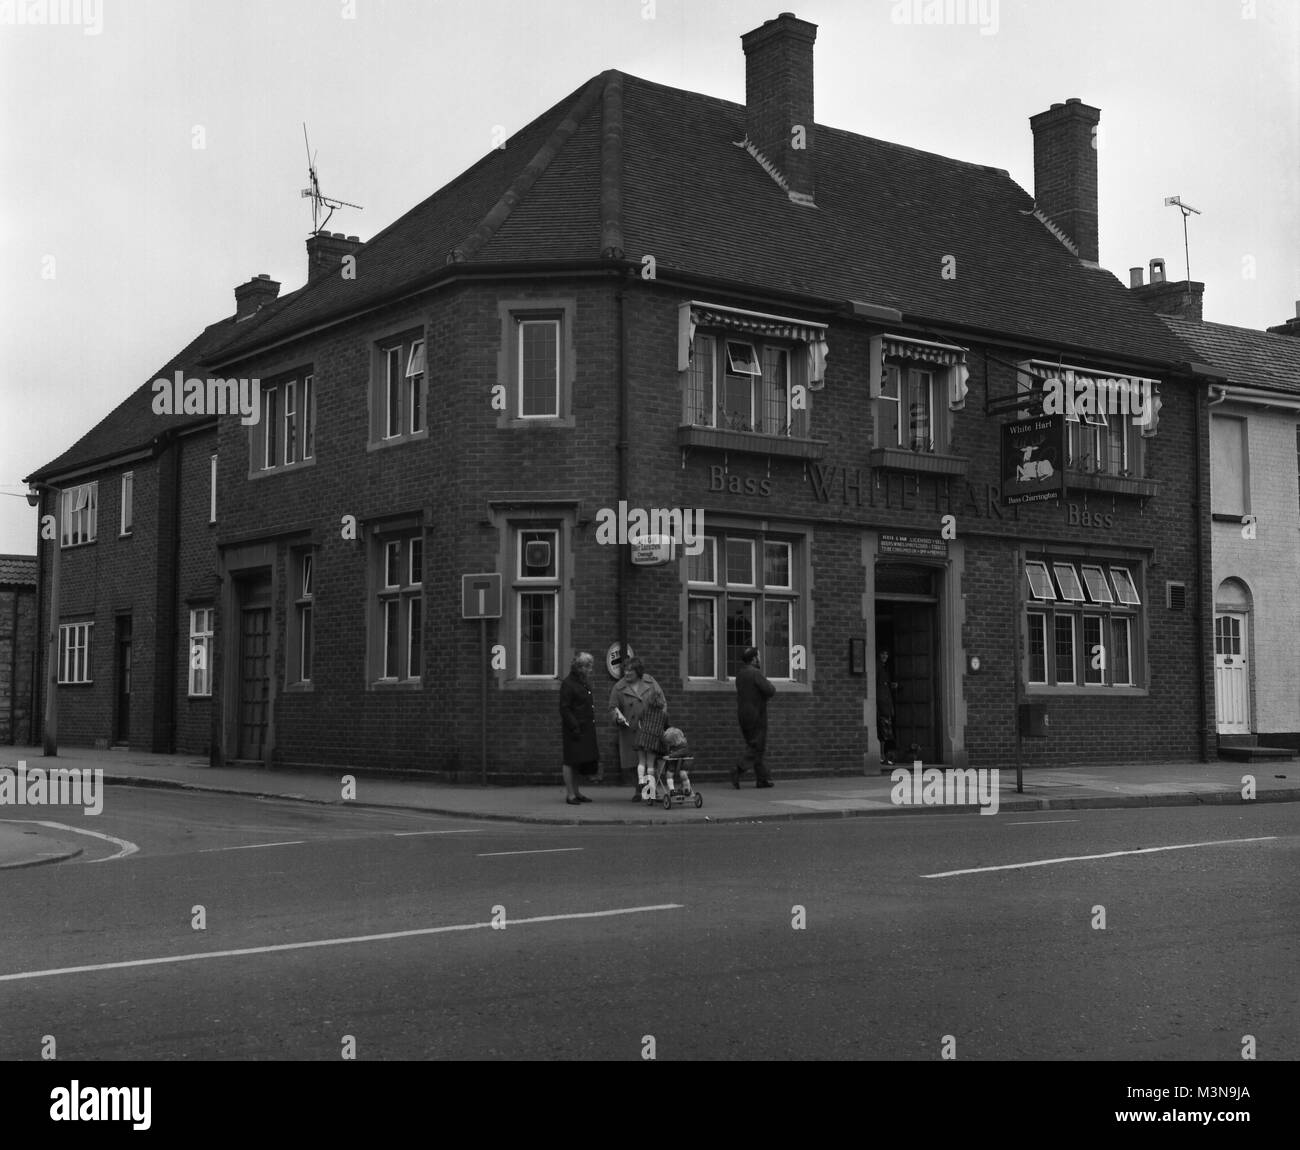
[1029,98,1101,263]
[1129,258,1204,321]
[741,12,818,206]
[234,273,280,320]
[1266,301,1300,338]
[306,232,363,282]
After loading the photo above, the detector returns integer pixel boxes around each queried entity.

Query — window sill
[248,458,317,479]
[868,447,968,476]
[187,693,213,701]
[59,541,97,550]
[57,681,94,687]
[677,425,827,461]
[367,432,428,452]
[683,679,812,694]
[1064,472,1158,499]
[1024,685,1147,698]
[368,679,424,691]
[284,682,315,693]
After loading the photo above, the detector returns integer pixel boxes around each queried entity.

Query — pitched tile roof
[209,70,1195,370]
[0,555,37,585]
[1161,317,1300,395]
[27,310,272,482]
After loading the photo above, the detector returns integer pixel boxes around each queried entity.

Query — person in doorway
[877,648,899,766]
[733,646,776,789]
[609,658,666,800]
[559,651,599,804]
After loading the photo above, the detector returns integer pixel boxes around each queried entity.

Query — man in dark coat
[559,652,599,804]
[733,646,776,789]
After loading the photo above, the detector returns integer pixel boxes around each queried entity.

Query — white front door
[1214,612,1250,734]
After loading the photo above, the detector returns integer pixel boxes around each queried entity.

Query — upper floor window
[374,334,426,444]
[1017,361,1157,480]
[60,482,97,546]
[513,526,560,678]
[252,372,314,474]
[497,300,577,428]
[685,335,806,437]
[120,472,133,536]
[869,335,969,455]
[1211,414,1248,517]
[288,550,314,686]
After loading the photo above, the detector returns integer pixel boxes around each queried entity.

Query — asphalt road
[0,789,1295,1060]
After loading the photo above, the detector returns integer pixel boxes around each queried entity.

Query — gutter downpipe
[617,276,629,742]
[1193,374,1218,761]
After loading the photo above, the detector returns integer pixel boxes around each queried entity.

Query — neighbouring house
[28,12,1218,778]
[1130,266,1300,757]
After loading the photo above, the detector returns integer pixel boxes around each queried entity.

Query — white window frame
[513,526,560,680]
[188,608,213,696]
[1025,558,1142,689]
[384,344,403,440]
[60,482,98,547]
[517,318,561,420]
[407,341,426,436]
[209,454,218,524]
[120,472,133,536]
[263,385,279,470]
[302,376,315,460]
[290,552,313,686]
[283,380,297,466]
[373,533,423,684]
[58,621,93,684]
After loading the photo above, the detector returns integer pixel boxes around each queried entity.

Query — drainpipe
[617,277,629,695]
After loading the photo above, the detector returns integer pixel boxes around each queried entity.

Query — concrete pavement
[1,744,1296,867]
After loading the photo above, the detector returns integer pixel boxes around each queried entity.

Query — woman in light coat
[609,658,666,800]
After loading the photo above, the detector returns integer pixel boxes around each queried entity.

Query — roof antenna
[1163,196,1201,283]
[302,123,363,235]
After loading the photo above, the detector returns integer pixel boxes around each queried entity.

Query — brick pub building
[27,13,1215,779]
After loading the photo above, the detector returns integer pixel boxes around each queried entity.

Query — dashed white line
[0,903,685,983]
[477,847,584,857]
[392,829,482,836]
[1,819,139,862]
[198,841,306,853]
[1004,819,1080,826]
[923,836,1276,878]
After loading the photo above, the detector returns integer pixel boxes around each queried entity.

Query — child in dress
[660,727,693,794]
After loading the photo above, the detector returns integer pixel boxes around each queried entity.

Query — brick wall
[0,584,37,744]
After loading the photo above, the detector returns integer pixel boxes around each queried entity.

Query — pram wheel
[662,793,673,810]
[694,792,703,808]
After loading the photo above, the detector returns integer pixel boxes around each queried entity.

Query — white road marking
[1004,819,1080,826]
[198,841,305,852]
[392,829,482,836]
[1,819,138,863]
[0,904,685,983]
[923,836,1276,878]
[477,847,584,857]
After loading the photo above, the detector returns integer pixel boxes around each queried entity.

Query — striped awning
[679,301,830,386]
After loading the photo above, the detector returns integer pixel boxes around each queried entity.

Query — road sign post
[462,575,503,784]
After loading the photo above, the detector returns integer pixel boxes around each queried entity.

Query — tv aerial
[302,124,363,235]
[1163,195,1201,283]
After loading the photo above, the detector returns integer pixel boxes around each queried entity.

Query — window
[210,454,218,524]
[60,482,97,546]
[370,334,427,445]
[1211,415,1248,516]
[1024,557,1141,687]
[372,532,422,683]
[1017,362,1150,479]
[498,301,576,427]
[518,320,559,418]
[876,363,937,451]
[251,372,315,473]
[684,333,807,437]
[120,472,133,536]
[288,551,314,685]
[515,527,559,678]
[58,622,93,684]
[869,335,969,455]
[189,608,213,696]
[688,530,804,680]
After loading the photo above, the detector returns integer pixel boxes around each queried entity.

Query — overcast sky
[2,0,1297,554]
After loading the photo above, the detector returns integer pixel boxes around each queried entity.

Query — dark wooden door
[892,603,938,763]
[114,616,132,744]
[238,607,271,759]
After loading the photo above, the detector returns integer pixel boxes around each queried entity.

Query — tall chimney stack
[234,273,280,320]
[741,12,818,206]
[306,232,364,283]
[1266,301,1300,338]
[1030,98,1101,263]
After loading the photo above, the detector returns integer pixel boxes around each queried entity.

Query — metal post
[480,616,487,785]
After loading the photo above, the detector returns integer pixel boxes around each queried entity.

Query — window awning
[869,333,970,410]
[1017,359,1163,438]
[679,301,829,388]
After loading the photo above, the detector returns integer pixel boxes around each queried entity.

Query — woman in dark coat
[559,651,600,804]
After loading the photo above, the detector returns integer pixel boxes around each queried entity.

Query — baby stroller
[654,727,702,810]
